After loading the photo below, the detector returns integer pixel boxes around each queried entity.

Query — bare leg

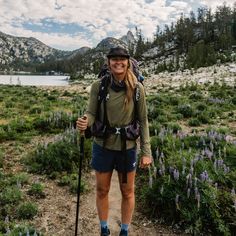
[95,171,113,221]
[118,171,136,224]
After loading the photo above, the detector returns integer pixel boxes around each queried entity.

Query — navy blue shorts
[91,142,137,173]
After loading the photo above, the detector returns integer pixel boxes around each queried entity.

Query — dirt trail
[77,171,179,236]
[3,140,180,236]
[30,170,180,236]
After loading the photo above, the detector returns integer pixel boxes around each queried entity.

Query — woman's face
[109,57,129,77]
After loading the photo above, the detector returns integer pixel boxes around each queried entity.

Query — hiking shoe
[100,226,110,236]
[119,229,128,236]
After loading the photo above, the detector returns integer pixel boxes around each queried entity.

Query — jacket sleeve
[85,81,99,127]
[137,83,152,157]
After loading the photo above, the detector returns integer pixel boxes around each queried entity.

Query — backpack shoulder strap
[95,75,111,126]
[133,83,141,121]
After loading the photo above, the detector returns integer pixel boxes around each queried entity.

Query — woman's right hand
[76,115,88,131]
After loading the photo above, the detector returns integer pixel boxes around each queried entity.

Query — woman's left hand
[139,156,152,169]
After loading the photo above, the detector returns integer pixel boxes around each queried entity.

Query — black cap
[107,47,130,59]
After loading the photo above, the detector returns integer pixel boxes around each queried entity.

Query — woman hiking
[76,46,152,236]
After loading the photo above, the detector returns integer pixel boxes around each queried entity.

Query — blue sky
[0,0,235,51]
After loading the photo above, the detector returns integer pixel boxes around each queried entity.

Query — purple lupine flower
[160,152,164,159]
[179,149,183,156]
[186,173,193,188]
[160,185,164,195]
[205,148,213,159]
[218,148,222,158]
[223,164,230,174]
[6,228,11,235]
[4,216,9,225]
[194,177,198,187]
[223,146,227,158]
[155,148,159,159]
[200,170,209,182]
[215,182,218,189]
[200,136,206,146]
[187,188,191,198]
[173,169,180,181]
[201,149,205,156]
[17,179,21,189]
[149,175,153,188]
[196,192,201,209]
[161,164,165,175]
[158,169,163,176]
[175,194,180,210]
[214,160,217,171]
[210,141,214,152]
[193,155,199,165]
[217,159,224,168]
[182,166,186,175]
[231,188,235,197]
[169,166,175,174]
[190,159,194,168]
[190,167,194,175]
[153,166,157,178]
[194,187,199,199]
[154,129,158,136]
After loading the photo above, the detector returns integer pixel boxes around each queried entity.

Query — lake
[0,75,70,86]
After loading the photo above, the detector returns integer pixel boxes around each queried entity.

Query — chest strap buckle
[115,127,121,135]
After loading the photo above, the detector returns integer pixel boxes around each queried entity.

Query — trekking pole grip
[80,116,87,137]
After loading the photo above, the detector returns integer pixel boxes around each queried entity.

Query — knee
[96,186,110,199]
[120,186,135,200]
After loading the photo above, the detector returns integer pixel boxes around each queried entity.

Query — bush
[177,104,194,118]
[168,96,180,106]
[189,92,203,100]
[196,102,207,111]
[138,131,236,235]
[9,172,29,186]
[0,186,22,204]
[2,224,40,236]
[149,123,162,136]
[29,106,42,114]
[164,122,182,133]
[231,96,236,105]
[16,202,38,219]
[69,178,87,194]
[25,129,92,175]
[188,118,201,127]
[28,183,45,198]
[197,112,211,124]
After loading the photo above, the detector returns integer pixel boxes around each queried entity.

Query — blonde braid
[124,64,138,108]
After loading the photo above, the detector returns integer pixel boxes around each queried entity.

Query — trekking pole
[75,116,86,236]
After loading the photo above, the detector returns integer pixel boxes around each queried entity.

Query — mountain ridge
[0,30,135,72]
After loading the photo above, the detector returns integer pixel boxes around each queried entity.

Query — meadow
[0,80,235,235]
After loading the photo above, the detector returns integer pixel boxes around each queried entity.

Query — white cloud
[0,0,234,50]
[200,0,235,10]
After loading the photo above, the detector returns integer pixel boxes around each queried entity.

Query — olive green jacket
[85,80,152,157]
